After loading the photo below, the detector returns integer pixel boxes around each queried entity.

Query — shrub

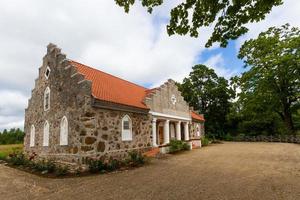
[169,140,190,153]
[224,134,234,141]
[201,137,210,147]
[87,159,105,173]
[32,159,56,173]
[55,165,69,176]
[106,159,121,171]
[128,151,145,166]
[9,152,28,166]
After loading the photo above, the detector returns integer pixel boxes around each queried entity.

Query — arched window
[44,87,50,111]
[30,125,35,147]
[43,121,50,146]
[122,115,132,141]
[196,124,201,137]
[60,116,68,145]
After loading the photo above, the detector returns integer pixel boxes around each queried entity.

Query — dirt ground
[1,142,300,200]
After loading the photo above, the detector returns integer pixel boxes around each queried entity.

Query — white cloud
[203,53,239,79]
[0,0,298,130]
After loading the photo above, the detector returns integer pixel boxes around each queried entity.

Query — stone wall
[24,44,152,168]
[229,135,300,143]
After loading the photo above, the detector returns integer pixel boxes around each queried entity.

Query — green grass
[0,144,23,160]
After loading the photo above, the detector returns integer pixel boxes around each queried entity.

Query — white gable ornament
[171,94,177,105]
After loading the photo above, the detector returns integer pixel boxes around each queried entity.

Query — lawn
[0,144,23,159]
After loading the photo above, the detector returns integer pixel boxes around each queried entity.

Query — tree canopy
[0,128,25,145]
[177,64,234,138]
[238,24,300,134]
[114,0,283,47]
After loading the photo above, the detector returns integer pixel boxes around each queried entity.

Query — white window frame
[121,115,132,141]
[30,125,35,147]
[196,124,201,137]
[43,121,50,147]
[44,87,50,111]
[45,66,51,79]
[60,116,68,146]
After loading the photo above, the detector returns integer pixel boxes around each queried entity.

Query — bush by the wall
[201,137,210,146]
[169,140,190,153]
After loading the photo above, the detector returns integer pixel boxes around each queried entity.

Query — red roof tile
[191,111,205,121]
[71,60,149,109]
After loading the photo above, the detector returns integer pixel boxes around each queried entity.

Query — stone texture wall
[24,44,152,168]
[144,80,190,119]
[190,121,205,139]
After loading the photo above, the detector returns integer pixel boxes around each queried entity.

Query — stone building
[24,44,205,167]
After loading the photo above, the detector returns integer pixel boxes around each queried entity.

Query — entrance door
[158,126,164,145]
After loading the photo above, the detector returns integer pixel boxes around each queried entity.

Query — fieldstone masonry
[24,44,205,168]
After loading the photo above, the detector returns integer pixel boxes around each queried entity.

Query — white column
[152,118,157,147]
[184,122,189,141]
[163,120,170,144]
[176,121,181,140]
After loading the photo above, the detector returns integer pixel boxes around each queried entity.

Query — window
[122,115,132,141]
[45,66,51,79]
[60,116,68,145]
[44,87,50,111]
[43,121,50,147]
[196,124,201,137]
[30,125,35,147]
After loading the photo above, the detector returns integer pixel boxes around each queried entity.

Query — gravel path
[1,142,300,200]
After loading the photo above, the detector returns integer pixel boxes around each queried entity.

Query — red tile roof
[71,60,149,109]
[71,60,205,122]
[191,111,205,121]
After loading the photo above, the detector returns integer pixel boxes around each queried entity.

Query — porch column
[176,121,181,140]
[184,122,189,141]
[163,120,170,144]
[152,118,157,147]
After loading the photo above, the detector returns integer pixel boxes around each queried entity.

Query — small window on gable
[60,116,68,146]
[43,121,50,147]
[30,125,35,147]
[122,115,132,141]
[45,66,51,79]
[44,87,50,111]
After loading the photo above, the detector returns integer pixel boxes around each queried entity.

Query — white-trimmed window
[43,121,50,147]
[196,124,201,137]
[122,115,132,141]
[44,87,50,111]
[30,125,35,147]
[60,116,68,145]
[45,66,51,79]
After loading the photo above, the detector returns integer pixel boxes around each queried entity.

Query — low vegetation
[87,150,146,174]
[168,139,190,153]
[0,144,23,160]
[201,137,210,147]
[3,150,69,176]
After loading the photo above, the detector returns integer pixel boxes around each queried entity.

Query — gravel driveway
[1,142,300,200]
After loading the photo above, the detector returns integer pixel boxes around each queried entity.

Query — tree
[178,64,234,138]
[238,24,300,134]
[115,0,283,47]
[0,128,25,145]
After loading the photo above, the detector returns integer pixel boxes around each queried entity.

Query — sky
[0,0,299,131]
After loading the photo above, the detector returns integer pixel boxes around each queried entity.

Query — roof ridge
[69,60,149,90]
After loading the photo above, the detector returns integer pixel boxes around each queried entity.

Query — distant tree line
[178,24,300,139]
[0,128,25,145]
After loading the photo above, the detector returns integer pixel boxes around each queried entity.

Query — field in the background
[0,144,23,159]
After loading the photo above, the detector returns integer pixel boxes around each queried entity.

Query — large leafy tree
[178,64,234,137]
[115,0,283,47]
[238,24,300,134]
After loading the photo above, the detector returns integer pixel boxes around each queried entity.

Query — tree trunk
[282,104,295,134]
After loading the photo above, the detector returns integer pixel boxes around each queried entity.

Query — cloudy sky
[0,0,299,131]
